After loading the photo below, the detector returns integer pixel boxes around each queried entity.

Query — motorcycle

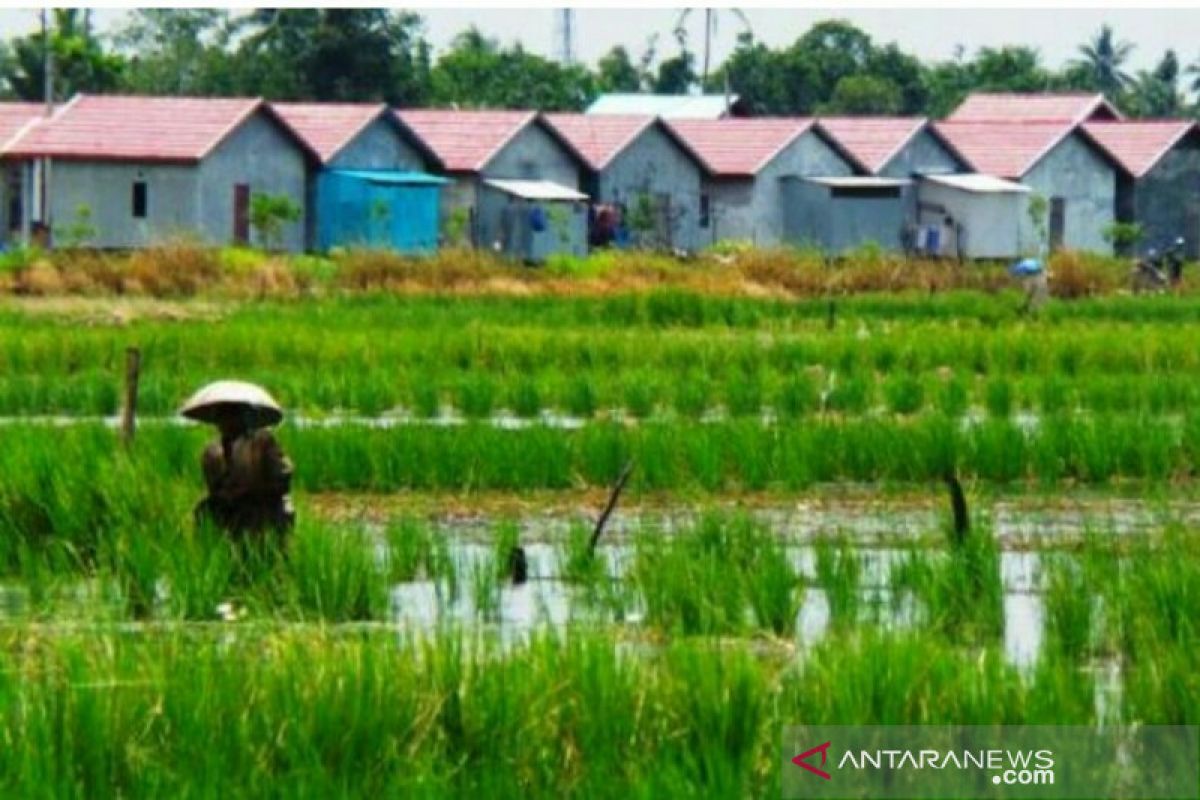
[1131,237,1185,294]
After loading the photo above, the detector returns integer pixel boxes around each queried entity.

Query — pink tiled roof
[934,121,1078,178]
[1082,120,1196,178]
[272,102,388,164]
[0,102,48,151]
[395,109,537,172]
[543,113,656,171]
[664,118,821,176]
[948,92,1121,124]
[818,117,929,174]
[3,95,277,162]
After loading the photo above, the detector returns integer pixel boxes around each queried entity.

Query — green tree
[2,10,124,100]
[249,193,302,251]
[823,74,903,115]
[789,20,874,104]
[972,46,1051,91]
[652,24,696,94]
[233,9,431,103]
[431,28,593,110]
[115,10,237,95]
[596,46,642,92]
[1070,24,1134,97]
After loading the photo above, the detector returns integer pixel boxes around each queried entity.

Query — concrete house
[935,120,1121,254]
[3,95,315,251]
[665,118,864,248]
[1084,121,1200,257]
[0,102,49,246]
[396,109,589,260]
[543,113,708,251]
[272,102,447,252]
[586,93,750,119]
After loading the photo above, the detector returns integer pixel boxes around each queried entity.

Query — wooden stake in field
[121,347,141,447]
[589,460,635,557]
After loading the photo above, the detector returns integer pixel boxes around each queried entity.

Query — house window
[132,181,148,218]
[699,194,711,228]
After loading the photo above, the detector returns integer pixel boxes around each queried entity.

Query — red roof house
[273,102,433,169]
[2,94,314,250]
[1083,120,1200,255]
[819,116,968,176]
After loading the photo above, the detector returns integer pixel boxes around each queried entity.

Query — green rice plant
[824,373,873,414]
[563,374,597,417]
[623,373,658,419]
[984,376,1013,417]
[724,370,764,417]
[282,520,389,621]
[813,537,862,626]
[384,515,436,582]
[775,374,819,418]
[456,374,496,419]
[882,374,924,415]
[672,371,712,418]
[409,378,442,418]
[1038,375,1072,414]
[935,373,970,417]
[1041,555,1093,662]
[507,376,543,418]
[470,553,501,622]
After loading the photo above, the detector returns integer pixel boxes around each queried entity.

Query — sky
[1,7,1198,75]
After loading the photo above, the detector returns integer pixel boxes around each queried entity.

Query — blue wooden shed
[315,170,448,252]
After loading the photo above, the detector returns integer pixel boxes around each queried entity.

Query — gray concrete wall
[705,130,853,247]
[197,111,309,252]
[1021,132,1115,254]
[783,179,906,252]
[880,130,964,179]
[1129,139,1200,258]
[479,185,587,262]
[483,123,580,189]
[596,125,704,251]
[917,181,1030,259]
[47,160,200,248]
[329,118,427,171]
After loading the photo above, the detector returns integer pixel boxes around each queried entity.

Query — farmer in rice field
[1010,257,1049,315]
[180,381,295,548]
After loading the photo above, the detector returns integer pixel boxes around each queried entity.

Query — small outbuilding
[543,113,708,251]
[916,173,1033,259]
[2,94,316,251]
[273,102,447,252]
[396,109,588,258]
[1084,121,1200,257]
[481,179,588,263]
[782,176,911,253]
[665,118,864,248]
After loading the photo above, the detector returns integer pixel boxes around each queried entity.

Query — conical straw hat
[179,380,283,427]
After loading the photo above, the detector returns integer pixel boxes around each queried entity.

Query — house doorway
[233,183,250,245]
[1049,196,1066,251]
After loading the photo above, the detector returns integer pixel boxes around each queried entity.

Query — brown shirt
[199,429,294,535]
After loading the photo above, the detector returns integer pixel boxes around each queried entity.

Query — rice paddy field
[3,279,1200,797]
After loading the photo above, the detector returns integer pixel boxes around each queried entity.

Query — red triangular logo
[792,741,832,780]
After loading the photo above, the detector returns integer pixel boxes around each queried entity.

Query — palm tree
[1185,54,1200,96]
[1071,24,1134,96]
[674,8,751,89]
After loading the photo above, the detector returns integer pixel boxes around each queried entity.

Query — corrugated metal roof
[934,121,1077,178]
[3,94,282,163]
[542,113,655,171]
[586,93,739,119]
[948,92,1122,124]
[395,109,537,173]
[804,176,911,188]
[272,102,388,164]
[484,179,587,201]
[1082,120,1197,178]
[664,118,818,177]
[0,102,49,152]
[921,173,1031,194]
[818,117,929,174]
[329,169,450,185]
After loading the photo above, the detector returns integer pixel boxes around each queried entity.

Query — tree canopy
[1,11,1196,119]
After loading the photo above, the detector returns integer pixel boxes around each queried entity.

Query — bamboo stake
[121,347,140,447]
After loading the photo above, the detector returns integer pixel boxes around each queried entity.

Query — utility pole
[554,9,575,66]
[39,7,53,235]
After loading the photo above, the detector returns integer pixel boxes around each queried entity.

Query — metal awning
[921,173,1031,194]
[329,169,450,186]
[484,179,588,201]
[801,176,911,189]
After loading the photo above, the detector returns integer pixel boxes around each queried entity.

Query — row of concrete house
[1,91,1198,259]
